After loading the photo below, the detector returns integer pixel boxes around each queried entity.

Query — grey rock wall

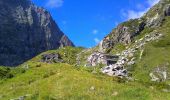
[0,0,74,66]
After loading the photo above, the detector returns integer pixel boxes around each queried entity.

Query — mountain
[0,0,74,66]
[77,0,170,89]
[0,0,170,100]
[99,0,170,53]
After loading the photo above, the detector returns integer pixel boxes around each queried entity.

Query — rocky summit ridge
[76,0,170,81]
[99,0,170,53]
[0,0,74,66]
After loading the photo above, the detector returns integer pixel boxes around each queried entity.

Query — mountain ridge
[0,0,74,66]
[0,0,170,100]
[98,0,170,53]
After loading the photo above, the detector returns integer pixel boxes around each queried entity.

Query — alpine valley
[0,0,170,100]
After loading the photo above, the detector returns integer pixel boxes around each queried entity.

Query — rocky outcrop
[101,32,163,78]
[99,0,170,53]
[145,0,170,27]
[149,68,167,82]
[99,19,145,53]
[0,0,74,66]
[101,64,128,78]
[149,64,170,82]
[87,52,119,66]
[41,53,62,63]
[165,4,170,16]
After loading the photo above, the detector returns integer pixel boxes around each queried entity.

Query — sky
[31,0,159,48]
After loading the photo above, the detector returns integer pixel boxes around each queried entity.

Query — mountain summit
[0,0,74,66]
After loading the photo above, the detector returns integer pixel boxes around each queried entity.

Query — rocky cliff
[99,0,170,53]
[0,0,74,66]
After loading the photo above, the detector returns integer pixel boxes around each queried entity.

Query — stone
[165,4,170,16]
[10,94,31,100]
[127,61,135,65]
[112,91,118,96]
[100,32,163,78]
[101,64,128,78]
[41,53,62,63]
[149,73,160,82]
[90,86,95,91]
[87,52,119,66]
[23,64,29,69]
[162,89,170,93]
[150,66,169,82]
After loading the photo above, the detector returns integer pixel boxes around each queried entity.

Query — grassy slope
[130,17,170,83]
[0,63,169,100]
[0,46,170,100]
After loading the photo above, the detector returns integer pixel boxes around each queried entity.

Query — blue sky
[31,0,159,48]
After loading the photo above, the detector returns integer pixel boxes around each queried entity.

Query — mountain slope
[0,0,170,100]
[76,0,170,89]
[0,48,169,100]
[0,0,74,66]
[98,0,170,53]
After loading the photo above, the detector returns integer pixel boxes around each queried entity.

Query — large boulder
[41,53,62,63]
[149,65,170,82]
[165,4,170,16]
[87,52,119,66]
[101,64,128,78]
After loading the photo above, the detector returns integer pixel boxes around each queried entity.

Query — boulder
[101,64,128,78]
[87,52,119,66]
[165,4,170,16]
[41,53,62,63]
[150,66,169,82]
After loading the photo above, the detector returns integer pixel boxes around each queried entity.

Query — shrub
[0,67,14,79]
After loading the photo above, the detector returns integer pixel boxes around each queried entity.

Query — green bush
[0,67,13,79]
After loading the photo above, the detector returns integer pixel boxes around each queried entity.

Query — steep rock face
[99,19,145,53]
[0,0,74,66]
[99,0,170,53]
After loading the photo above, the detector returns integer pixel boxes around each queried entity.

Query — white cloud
[126,9,148,19]
[122,0,160,20]
[92,29,99,35]
[46,0,64,8]
[94,38,100,44]
[147,0,160,7]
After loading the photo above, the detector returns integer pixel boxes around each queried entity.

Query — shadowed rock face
[0,0,74,66]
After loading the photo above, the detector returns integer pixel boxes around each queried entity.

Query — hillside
[0,0,170,100]
[0,47,169,100]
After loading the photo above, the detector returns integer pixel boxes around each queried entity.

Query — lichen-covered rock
[87,52,119,66]
[41,53,62,63]
[0,0,74,66]
[165,4,170,16]
[149,66,170,82]
[101,64,128,78]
